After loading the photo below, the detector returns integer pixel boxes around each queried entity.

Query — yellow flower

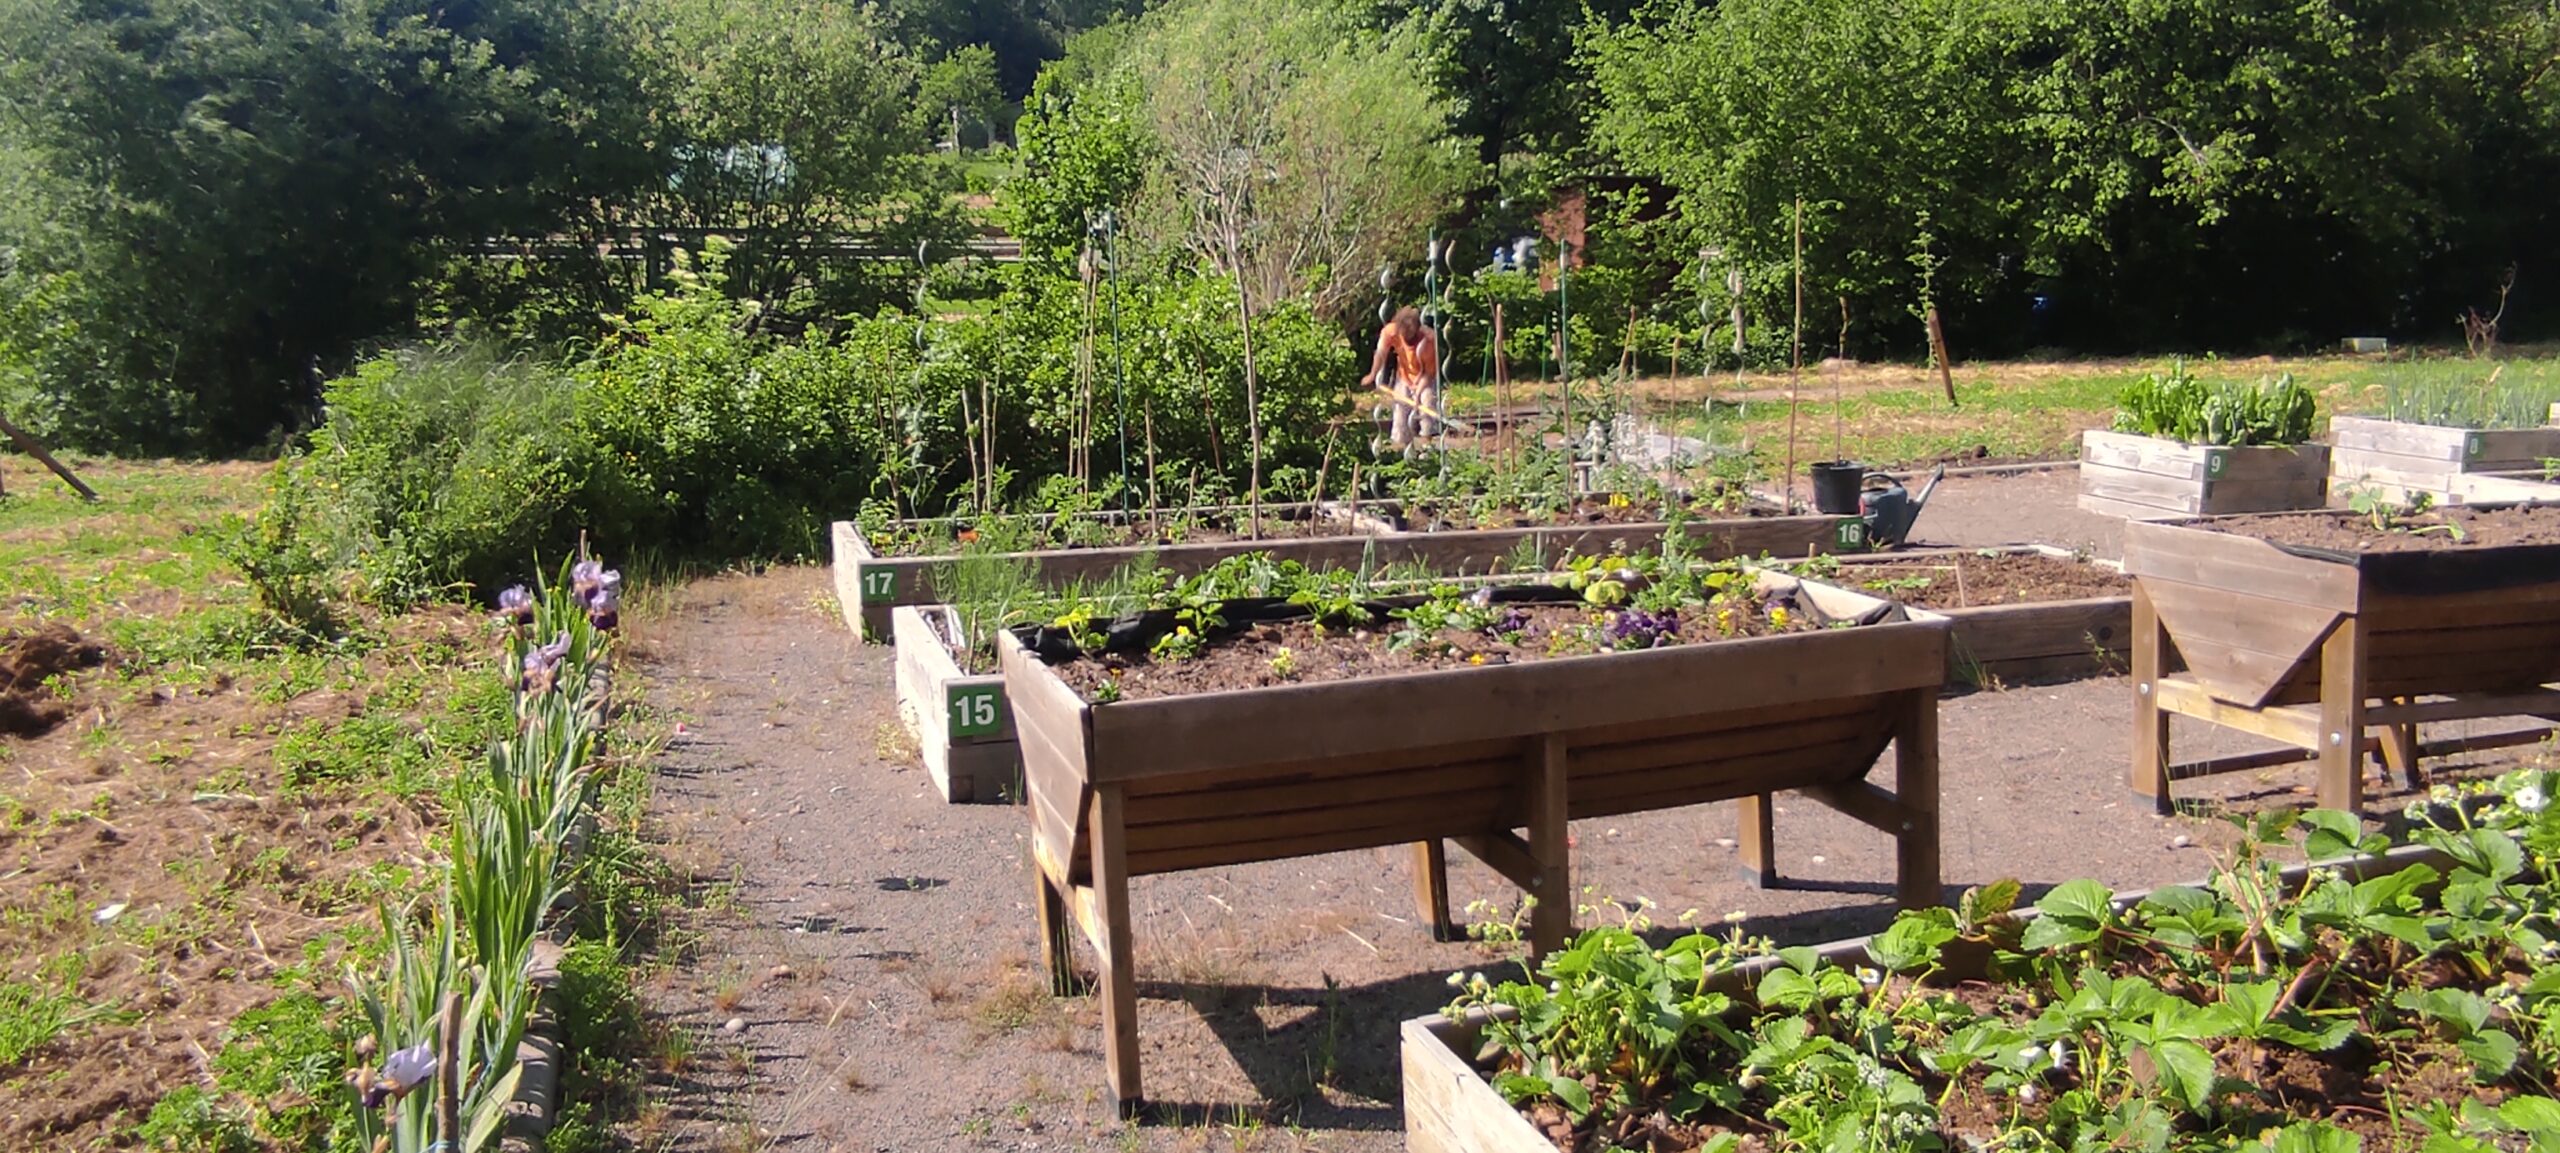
[1468,652,1488,665]
[1769,606,1790,629]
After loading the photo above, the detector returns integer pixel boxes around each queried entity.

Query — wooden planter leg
[1088,784,1142,1115]
[2315,621,2368,815]
[2376,698,2422,791]
[1036,868,1077,997]
[1411,840,1453,941]
[1737,794,1776,887]
[2129,585,2173,814]
[1892,687,1942,910]
[1526,735,1571,958]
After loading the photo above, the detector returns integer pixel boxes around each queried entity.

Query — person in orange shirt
[1360,306,1441,453]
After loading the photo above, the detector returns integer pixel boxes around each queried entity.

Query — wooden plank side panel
[2080,430,2207,479]
[2078,461,2204,516]
[1946,598,2132,662]
[2330,416,2470,461]
[1085,620,1948,780]
[1123,755,1521,828]
[1570,707,1883,779]
[2197,470,2326,515]
[2122,520,2360,611]
[1402,1017,1553,1153]
[1570,734,1888,820]
[1120,737,1520,800]
[1121,789,1514,858]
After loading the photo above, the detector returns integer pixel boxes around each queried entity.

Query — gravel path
[627,473,2542,1151]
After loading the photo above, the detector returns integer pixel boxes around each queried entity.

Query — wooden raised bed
[2448,469,2560,505]
[2328,415,2560,506]
[833,513,1871,641]
[2123,508,2560,815]
[999,573,1949,1110]
[1834,546,2130,687]
[2077,429,2327,521]
[1402,842,2448,1152]
[890,606,1017,803]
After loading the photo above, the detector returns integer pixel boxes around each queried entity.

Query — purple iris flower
[520,633,573,694]
[572,562,622,631]
[496,585,535,628]
[361,1041,437,1108]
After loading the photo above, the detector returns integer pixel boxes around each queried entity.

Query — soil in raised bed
[865,506,1357,557]
[2203,503,2560,553]
[1399,487,1766,532]
[1833,552,2126,610]
[1047,592,1831,703]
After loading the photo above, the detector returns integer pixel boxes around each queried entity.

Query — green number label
[2204,450,2228,478]
[860,568,897,604]
[948,686,1003,738]
[1833,519,1868,551]
[2466,434,2486,460]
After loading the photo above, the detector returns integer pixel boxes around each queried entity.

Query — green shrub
[2111,360,2317,446]
[305,343,603,605]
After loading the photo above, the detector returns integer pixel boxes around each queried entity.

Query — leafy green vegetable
[2111,359,2318,446]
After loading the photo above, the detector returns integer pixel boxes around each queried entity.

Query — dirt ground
[630,472,2554,1151]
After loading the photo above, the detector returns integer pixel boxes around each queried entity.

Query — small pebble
[2170,834,2192,849]
[1713,838,1736,849]
[769,965,795,980]
[722,1017,746,1034]
[1809,855,1827,865]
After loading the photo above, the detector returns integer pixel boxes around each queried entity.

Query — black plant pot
[1810,460,1865,515]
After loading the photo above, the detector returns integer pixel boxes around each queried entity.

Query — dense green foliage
[4,0,2554,470]
[296,244,1356,596]
[2111,362,2320,447]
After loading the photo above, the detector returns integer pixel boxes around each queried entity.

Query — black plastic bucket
[1810,461,1865,514]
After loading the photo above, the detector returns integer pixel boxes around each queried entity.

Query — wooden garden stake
[0,411,96,501]
[1492,303,1512,467]
[434,991,461,1150]
[1143,399,1160,538]
[1927,307,1959,409]
[1834,296,1847,462]
[1792,198,1812,512]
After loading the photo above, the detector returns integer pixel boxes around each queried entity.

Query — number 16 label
[948,686,1004,738]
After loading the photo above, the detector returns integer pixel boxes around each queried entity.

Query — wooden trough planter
[2076,429,2328,521]
[1402,842,2449,1152]
[2122,508,2560,815]
[2328,415,2560,506]
[834,512,1872,641]
[1833,546,2131,688]
[890,606,1017,803]
[999,573,1950,1110]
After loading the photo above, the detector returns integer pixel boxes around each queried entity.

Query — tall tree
[0,0,659,451]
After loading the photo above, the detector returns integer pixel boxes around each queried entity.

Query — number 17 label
[860,568,897,604]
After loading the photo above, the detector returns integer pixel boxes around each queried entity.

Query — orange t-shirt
[1377,327,1440,391]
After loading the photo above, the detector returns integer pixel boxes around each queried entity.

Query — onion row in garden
[348,558,622,1153]
[1447,767,2560,1151]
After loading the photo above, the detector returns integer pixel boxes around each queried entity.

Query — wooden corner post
[2315,619,2367,815]
[2128,584,2172,813]
[1526,734,1571,958]
[1410,840,1452,941]
[1892,686,1941,909]
[1088,783,1142,1115]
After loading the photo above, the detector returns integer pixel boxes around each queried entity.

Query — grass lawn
[1444,347,2560,472]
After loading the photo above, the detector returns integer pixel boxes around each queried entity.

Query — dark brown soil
[0,622,108,736]
[1049,596,1817,703]
[2208,503,2560,552]
[1832,552,2127,610]
[1401,489,1766,532]
[0,609,479,1150]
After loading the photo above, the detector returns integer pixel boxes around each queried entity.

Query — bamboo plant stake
[1834,296,1847,463]
[1785,198,1803,514]
[435,992,460,1151]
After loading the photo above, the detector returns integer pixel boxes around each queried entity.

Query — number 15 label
[948,686,1004,738]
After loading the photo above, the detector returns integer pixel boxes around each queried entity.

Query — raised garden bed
[1404,815,2501,1153]
[833,512,1870,641]
[2077,429,2327,521]
[2449,468,2560,506]
[2328,414,2560,507]
[890,605,1018,803]
[998,568,1950,1109]
[2123,502,2560,814]
[1829,547,2131,687]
